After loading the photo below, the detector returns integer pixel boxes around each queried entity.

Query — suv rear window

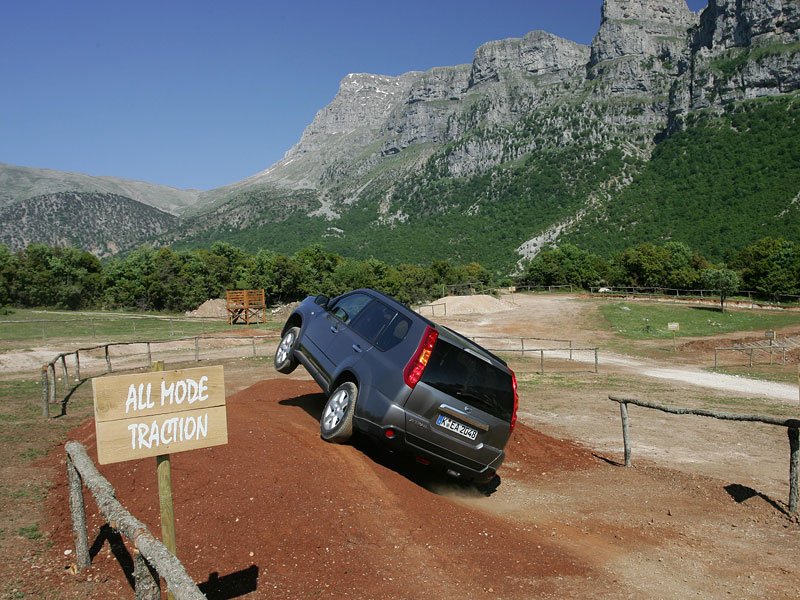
[421,339,514,422]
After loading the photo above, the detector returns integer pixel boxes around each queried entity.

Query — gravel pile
[428,294,516,315]
[185,298,227,318]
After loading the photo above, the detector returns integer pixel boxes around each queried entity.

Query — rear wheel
[274,327,300,374]
[320,381,357,443]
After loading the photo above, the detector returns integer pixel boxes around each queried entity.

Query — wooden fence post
[594,348,599,374]
[134,550,160,600]
[66,454,91,570]
[789,427,799,515]
[252,338,257,357]
[539,350,544,374]
[49,364,56,405]
[61,355,68,392]
[41,366,50,419]
[194,337,200,362]
[105,345,112,373]
[75,351,81,382]
[147,342,152,366]
[569,340,573,361]
[620,402,632,467]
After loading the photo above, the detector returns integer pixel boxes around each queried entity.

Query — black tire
[320,381,357,443]
[274,327,300,374]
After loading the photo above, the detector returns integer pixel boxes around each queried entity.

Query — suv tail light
[404,326,438,389]
[509,369,519,433]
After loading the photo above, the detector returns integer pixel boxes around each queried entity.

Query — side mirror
[314,294,330,308]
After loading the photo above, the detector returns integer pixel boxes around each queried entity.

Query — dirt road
[434,293,798,401]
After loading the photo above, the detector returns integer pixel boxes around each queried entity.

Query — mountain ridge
[2,0,798,270]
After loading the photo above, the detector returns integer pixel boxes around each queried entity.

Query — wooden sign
[765,330,776,340]
[93,365,227,465]
[668,322,680,331]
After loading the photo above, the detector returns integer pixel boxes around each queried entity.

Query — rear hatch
[403,328,517,476]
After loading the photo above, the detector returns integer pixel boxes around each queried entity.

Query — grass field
[600,302,800,340]
[0,309,280,350]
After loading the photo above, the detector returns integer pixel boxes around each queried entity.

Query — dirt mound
[428,294,515,316]
[42,379,607,599]
[185,298,227,318]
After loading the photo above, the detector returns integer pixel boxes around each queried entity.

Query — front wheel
[274,327,300,374]
[320,381,357,443]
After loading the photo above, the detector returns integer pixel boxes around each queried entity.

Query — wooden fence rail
[40,334,279,418]
[713,346,789,368]
[608,395,800,515]
[65,441,204,599]
[467,336,599,374]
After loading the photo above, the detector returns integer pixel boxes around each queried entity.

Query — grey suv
[274,288,518,484]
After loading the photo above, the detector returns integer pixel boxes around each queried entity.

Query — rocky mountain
[0,162,201,215]
[0,192,178,256]
[3,0,799,269]
[169,0,798,272]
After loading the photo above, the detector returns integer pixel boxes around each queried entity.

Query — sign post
[92,363,227,599]
[151,361,177,600]
[668,322,680,351]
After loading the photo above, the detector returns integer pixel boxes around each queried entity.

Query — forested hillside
[0,192,178,256]
[564,94,800,260]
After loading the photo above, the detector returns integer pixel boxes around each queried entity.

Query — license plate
[436,414,478,440]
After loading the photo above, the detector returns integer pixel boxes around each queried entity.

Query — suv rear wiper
[455,390,492,406]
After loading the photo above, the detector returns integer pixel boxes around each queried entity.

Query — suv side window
[329,293,372,324]
[375,314,411,350]
[349,300,408,349]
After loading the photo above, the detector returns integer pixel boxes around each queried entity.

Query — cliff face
[670,0,800,119]
[235,0,702,201]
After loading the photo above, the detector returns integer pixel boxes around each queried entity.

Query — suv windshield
[421,339,514,422]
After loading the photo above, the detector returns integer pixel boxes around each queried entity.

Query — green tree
[326,259,383,296]
[0,244,18,307]
[103,246,157,310]
[13,245,102,309]
[731,237,799,299]
[380,263,436,304]
[701,268,741,312]
[519,244,609,289]
[613,243,670,288]
[210,242,253,290]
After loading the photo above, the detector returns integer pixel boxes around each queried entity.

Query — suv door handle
[352,344,362,353]
[330,325,338,333]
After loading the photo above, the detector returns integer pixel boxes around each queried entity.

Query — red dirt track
[42,378,800,599]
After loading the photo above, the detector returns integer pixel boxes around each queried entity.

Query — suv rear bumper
[355,413,504,484]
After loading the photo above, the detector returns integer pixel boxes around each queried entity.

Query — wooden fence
[416,302,447,317]
[65,441,204,599]
[467,335,599,374]
[589,287,800,308]
[713,345,791,368]
[608,395,799,515]
[40,333,280,418]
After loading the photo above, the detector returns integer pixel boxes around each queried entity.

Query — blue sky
[0,0,708,191]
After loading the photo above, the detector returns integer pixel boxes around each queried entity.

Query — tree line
[0,243,491,312]
[516,238,800,308]
[0,237,796,313]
